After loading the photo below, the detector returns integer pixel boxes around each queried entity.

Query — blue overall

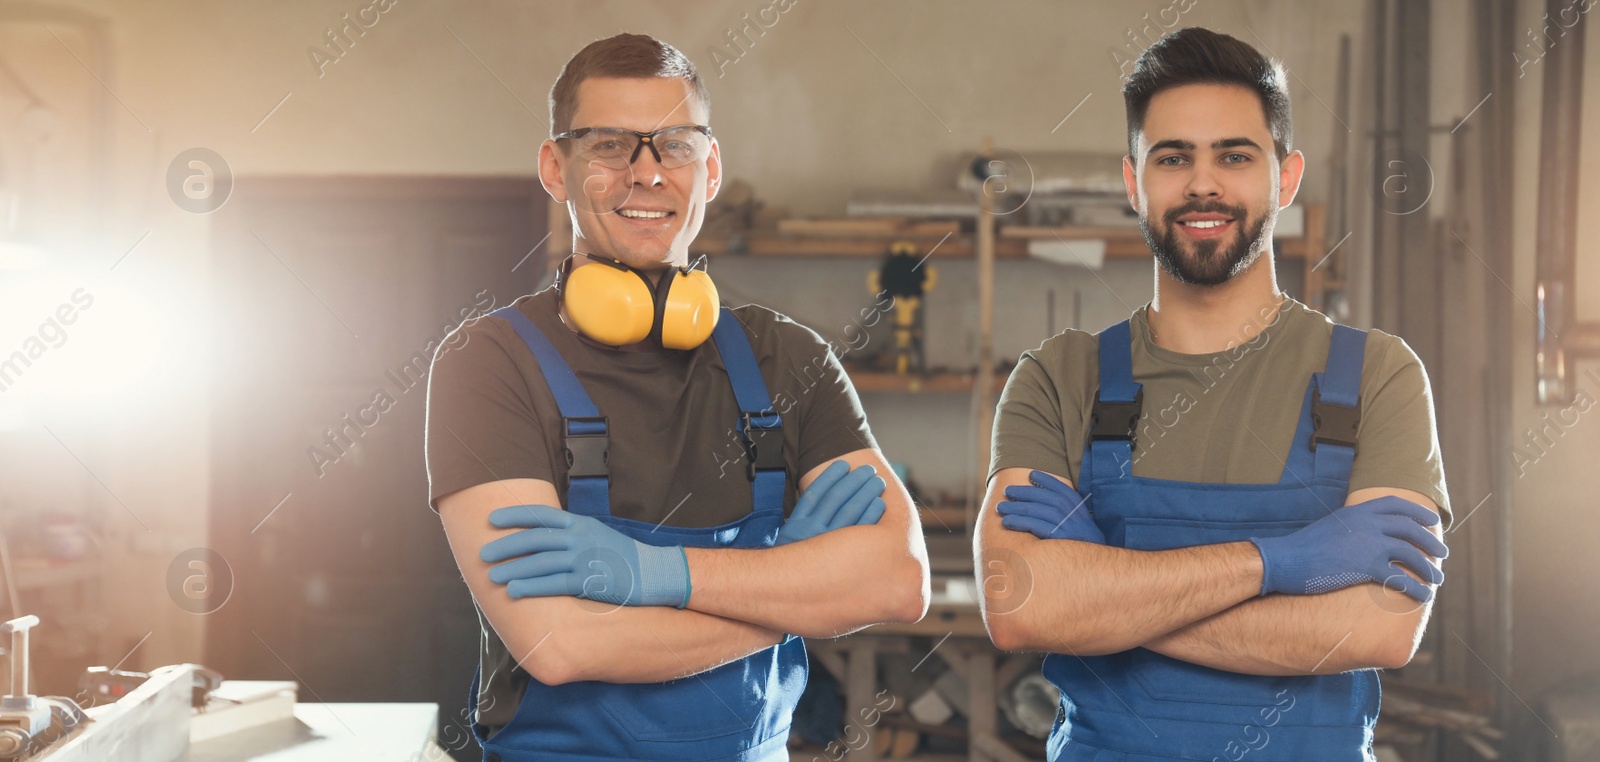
[467,306,807,762]
[1044,319,1378,762]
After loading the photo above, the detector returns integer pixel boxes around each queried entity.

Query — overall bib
[467,306,807,762]
[1044,319,1379,762]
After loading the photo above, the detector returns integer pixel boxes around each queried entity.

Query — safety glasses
[553,125,714,170]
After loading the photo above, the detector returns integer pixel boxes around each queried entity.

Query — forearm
[975,469,1264,656]
[495,596,784,685]
[1144,582,1430,675]
[440,478,787,686]
[684,522,929,638]
[1147,487,1447,675]
[987,533,1264,654]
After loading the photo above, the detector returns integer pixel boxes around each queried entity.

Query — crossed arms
[439,446,930,686]
[975,467,1443,676]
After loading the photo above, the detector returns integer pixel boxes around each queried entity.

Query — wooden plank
[972,138,998,534]
[994,655,1039,693]
[933,648,969,681]
[966,650,996,762]
[543,195,569,283]
[693,234,1027,259]
[692,209,1319,262]
[47,664,194,762]
[777,218,963,237]
[1301,202,1327,311]
[999,225,1140,240]
[844,640,880,762]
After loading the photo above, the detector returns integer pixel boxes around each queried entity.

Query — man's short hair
[548,33,710,136]
[1122,27,1291,161]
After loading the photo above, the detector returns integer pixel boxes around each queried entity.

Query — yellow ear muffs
[560,255,721,349]
[655,265,720,350]
[563,257,657,346]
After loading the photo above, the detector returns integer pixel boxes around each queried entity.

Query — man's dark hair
[549,33,710,136]
[1122,27,1291,161]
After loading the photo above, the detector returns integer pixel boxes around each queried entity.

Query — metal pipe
[1533,0,1594,405]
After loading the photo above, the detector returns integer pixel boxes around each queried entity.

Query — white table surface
[176,703,447,762]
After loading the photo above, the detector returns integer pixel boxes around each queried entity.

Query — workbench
[804,598,1044,762]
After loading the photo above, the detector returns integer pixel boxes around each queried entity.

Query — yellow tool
[867,241,937,376]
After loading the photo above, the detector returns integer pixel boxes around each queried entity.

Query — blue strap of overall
[493,306,613,517]
[491,305,784,518]
[1088,320,1140,483]
[1310,324,1366,483]
[710,310,787,517]
[1087,319,1368,485]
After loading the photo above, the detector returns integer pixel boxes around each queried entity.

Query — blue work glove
[776,460,888,545]
[481,505,690,608]
[996,470,1106,544]
[1250,496,1448,603]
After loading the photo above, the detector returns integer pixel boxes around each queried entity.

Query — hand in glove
[776,460,888,545]
[481,505,690,608]
[996,470,1105,544]
[1250,495,1448,603]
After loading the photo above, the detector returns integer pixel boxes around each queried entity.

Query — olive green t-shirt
[989,297,1452,528]
[424,286,877,731]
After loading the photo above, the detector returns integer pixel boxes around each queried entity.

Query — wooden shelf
[692,223,1314,261]
[999,224,1141,240]
[776,217,961,237]
[693,232,1022,259]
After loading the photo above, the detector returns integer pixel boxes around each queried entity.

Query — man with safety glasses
[425,33,930,761]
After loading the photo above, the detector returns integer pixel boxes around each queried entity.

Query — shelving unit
[692,201,1331,308]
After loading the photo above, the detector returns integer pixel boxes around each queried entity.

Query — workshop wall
[3,0,1591,728]
[0,0,1365,677]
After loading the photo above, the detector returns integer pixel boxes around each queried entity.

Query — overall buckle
[562,416,610,478]
[740,412,785,481]
[1311,390,1360,451]
[1091,389,1143,445]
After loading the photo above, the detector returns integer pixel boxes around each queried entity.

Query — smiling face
[539,76,720,271]
[1122,83,1303,287]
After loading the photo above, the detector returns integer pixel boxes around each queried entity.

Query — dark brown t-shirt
[989,297,1453,528]
[424,285,877,729]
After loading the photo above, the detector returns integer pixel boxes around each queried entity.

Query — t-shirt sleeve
[1349,332,1453,529]
[780,321,880,477]
[989,339,1085,488]
[424,316,555,513]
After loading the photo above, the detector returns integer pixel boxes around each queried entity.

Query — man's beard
[1141,200,1273,286]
